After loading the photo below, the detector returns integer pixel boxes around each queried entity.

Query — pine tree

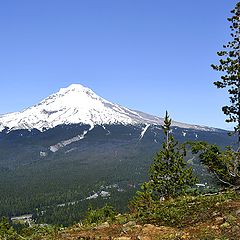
[130,112,197,219]
[129,112,197,221]
[211,2,240,145]
[149,112,197,199]
[210,2,240,181]
[189,141,240,188]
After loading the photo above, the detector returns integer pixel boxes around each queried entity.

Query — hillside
[0,84,234,225]
[3,192,240,240]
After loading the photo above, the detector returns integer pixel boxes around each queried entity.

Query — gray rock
[235,209,240,216]
[95,221,110,229]
[122,220,137,233]
[215,217,225,225]
[123,220,136,228]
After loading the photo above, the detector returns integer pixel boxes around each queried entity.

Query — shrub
[83,204,116,225]
[0,217,19,240]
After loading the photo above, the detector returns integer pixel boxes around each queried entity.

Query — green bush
[20,225,58,239]
[131,191,240,227]
[0,217,19,240]
[83,204,117,225]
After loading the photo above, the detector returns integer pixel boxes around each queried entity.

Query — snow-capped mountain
[0,84,232,220]
[0,84,214,132]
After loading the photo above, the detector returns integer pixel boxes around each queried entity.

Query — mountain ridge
[0,84,233,226]
[0,83,217,132]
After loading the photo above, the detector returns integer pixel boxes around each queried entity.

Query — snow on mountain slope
[0,84,216,132]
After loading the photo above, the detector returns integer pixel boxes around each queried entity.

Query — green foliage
[83,204,117,225]
[189,141,240,187]
[209,3,240,189]
[130,112,197,220]
[149,112,197,199]
[211,2,240,134]
[0,123,232,224]
[129,182,155,220]
[20,225,59,240]
[132,191,240,227]
[0,217,59,240]
[0,217,19,240]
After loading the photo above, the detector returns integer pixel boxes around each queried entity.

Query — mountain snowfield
[0,84,231,222]
[0,84,215,132]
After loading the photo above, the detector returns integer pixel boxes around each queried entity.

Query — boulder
[215,216,225,225]
[94,221,110,230]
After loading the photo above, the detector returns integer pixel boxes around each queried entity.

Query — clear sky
[0,0,238,130]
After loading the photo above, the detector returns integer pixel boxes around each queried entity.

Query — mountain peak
[54,84,99,106]
[0,84,214,132]
[0,83,138,131]
[59,84,92,94]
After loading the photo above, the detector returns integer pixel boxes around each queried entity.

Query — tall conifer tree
[130,112,197,218]
[149,112,197,199]
[211,2,240,146]
[210,3,240,180]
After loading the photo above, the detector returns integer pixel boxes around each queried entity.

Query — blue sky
[0,0,238,129]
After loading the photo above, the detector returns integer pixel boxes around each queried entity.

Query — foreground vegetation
[3,114,238,239]
[2,191,240,240]
[3,113,239,238]
[1,3,240,239]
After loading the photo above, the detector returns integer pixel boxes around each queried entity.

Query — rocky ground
[57,200,240,240]
[3,192,240,240]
